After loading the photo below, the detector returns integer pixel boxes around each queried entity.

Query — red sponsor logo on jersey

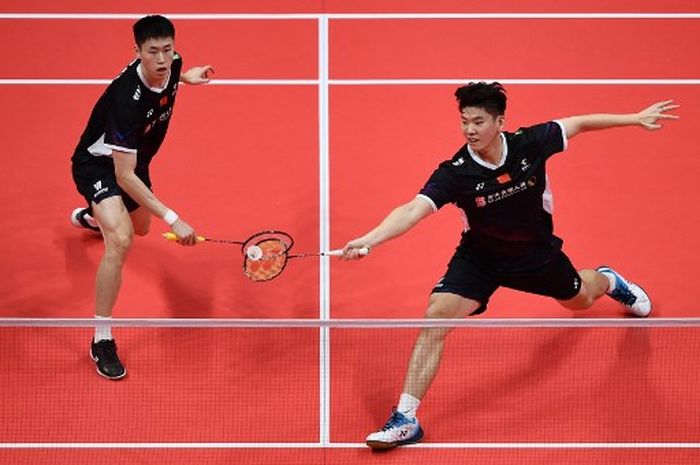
[497,173,511,184]
[160,96,168,107]
[475,197,486,208]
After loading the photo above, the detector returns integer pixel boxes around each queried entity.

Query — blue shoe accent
[366,409,424,449]
[597,266,637,306]
[596,265,651,317]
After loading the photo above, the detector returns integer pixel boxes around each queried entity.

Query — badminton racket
[162,230,369,282]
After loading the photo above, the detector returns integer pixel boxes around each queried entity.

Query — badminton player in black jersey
[342,82,679,448]
[69,15,213,380]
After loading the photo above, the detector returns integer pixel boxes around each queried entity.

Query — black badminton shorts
[72,157,151,213]
[431,244,582,314]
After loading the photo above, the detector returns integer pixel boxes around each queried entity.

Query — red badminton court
[1,1,699,464]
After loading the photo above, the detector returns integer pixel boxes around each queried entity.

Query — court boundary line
[317,14,331,448]
[1,317,699,327]
[1,442,699,449]
[1,79,698,85]
[1,13,700,20]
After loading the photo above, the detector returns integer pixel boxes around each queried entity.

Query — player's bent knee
[425,304,462,319]
[558,289,594,311]
[103,230,134,254]
[425,293,480,319]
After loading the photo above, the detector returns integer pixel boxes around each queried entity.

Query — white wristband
[163,209,179,226]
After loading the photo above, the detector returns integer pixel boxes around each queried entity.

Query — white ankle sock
[397,393,420,418]
[94,316,112,342]
[84,212,98,228]
[601,271,616,293]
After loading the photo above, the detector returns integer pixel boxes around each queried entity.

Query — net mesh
[1,319,699,465]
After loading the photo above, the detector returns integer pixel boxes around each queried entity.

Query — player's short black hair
[133,15,175,47]
[454,82,507,117]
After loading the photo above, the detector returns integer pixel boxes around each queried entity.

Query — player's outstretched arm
[560,100,680,139]
[342,197,434,260]
[180,65,215,85]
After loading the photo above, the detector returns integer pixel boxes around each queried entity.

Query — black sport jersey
[419,121,568,269]
[71,53,183,170]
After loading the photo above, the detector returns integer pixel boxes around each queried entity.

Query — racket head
[241,230,294,282]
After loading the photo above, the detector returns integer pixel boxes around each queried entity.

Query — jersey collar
[467,132,508,170]
[136,64,170,93]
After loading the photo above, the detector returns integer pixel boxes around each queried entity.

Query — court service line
[1,13,699,20]
[2,442,699,449]
[332,13,700,20]
[328,79,700,85]
[0,79,698,86]
[0,79,319,85]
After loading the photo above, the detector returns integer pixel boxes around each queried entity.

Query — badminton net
[1,318,699,465]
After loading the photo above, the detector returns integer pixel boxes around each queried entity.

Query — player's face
[460,106,504,154]
[136,37,175,85]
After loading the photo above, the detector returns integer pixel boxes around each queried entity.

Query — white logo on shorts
[93,180,108,198]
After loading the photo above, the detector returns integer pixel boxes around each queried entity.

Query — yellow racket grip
[161,232,206,242]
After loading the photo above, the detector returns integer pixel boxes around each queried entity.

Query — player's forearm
[560,113,639,138]
[561,100,679,138]
[360,201,430,247]
[115,172,169,218]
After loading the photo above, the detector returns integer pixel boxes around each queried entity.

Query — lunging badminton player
[342,82,679,448]
[70,15,213,380]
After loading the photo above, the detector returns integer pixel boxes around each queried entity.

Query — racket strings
[242,233,293,282]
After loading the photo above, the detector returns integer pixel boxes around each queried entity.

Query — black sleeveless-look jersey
[418,121,568,269]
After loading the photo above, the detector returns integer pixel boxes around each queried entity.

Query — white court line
[1,318,700,327]
[329,79,700,85]
[332,13,700,19]
[1,442,699,449]
[317,14,331,448]
[1,13,699,19]
[0,14,319,20]
[0,79,698,85]
[0,79,319,85]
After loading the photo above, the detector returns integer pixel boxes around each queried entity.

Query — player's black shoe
[90,339,126,380]
[70,207,100,232]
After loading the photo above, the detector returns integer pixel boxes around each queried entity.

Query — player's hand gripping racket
[162,230,369,282]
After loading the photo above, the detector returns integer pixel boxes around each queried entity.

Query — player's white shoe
[365,409,424,449]
[597,266,651,317]
[70,207,100,232]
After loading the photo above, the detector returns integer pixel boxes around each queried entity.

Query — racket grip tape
[161,232,206,242]
[326,247,370,257]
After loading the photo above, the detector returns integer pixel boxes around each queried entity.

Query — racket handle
[161,232,206,242]
[326,247,370,257]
